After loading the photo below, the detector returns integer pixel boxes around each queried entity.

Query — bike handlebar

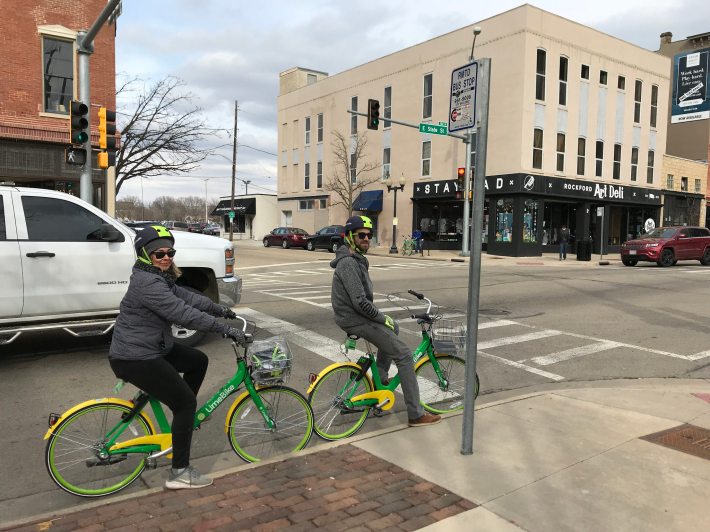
[407,289,433,316]
[408,289,424,299]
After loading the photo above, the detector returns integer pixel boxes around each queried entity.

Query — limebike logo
[205,384,236,413]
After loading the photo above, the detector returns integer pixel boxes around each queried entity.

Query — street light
[203,178,209,223]
[384,174,406,254]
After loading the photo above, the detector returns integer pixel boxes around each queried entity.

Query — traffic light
[457,167,466,184]
[69,100,89,145]
[367,99,380,130]
[98,107,117,169]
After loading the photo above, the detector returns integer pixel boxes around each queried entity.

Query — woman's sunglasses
[356,232,372,240]
[152,249,176,259]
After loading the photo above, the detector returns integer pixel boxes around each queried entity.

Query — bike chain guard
[350,390,395,411]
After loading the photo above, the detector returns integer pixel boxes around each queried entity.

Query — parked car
[188,222,204,233]
[620,226,710,267]
[202,223,221,236]
[263,227,309,249]
[306,225,345,252]
[163,221,189,232]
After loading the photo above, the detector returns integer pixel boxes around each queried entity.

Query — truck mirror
[100,223,125,242]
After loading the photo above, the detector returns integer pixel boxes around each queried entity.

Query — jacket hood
[330,245,369,269]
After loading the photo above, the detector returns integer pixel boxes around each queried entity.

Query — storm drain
[641,424,710,461]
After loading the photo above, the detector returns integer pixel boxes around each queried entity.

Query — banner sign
[671,48,710,123]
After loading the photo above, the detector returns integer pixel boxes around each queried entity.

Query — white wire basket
[248,336,292,385]
[431,319,466,355]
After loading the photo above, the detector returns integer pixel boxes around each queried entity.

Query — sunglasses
[356,232,372,240]
[152,249,176,259]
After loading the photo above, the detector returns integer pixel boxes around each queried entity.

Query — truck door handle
[26,251,56,258]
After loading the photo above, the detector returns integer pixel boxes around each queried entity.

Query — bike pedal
[86,454,127,467]
[372,407,386,417]
[144,458,158,470]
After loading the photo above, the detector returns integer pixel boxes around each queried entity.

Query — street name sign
[449,61,478,132]
[419,123,448,135]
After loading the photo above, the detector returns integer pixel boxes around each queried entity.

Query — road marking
[237,260,328,270]
[478,350,564,381]
[478,319,520,329]
[530,341,622,366]
[477,330,562,350]
[687,350,710,361]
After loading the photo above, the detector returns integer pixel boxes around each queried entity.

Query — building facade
[0,0,116,209]
[211,194,278,241]
[277,4,672,256]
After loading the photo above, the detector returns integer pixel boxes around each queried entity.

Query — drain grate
[641,424,710,461]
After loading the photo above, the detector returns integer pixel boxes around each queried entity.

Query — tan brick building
[660,155,707,226]
[277,4,672,257]
[0,0,116,208]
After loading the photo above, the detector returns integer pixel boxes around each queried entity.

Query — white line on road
[477,330,563,350]
[687,350,710,361]
[478,350,565,381]
[530,341,623,366]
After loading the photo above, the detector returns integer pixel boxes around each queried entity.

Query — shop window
[666,174,674,189]
[613,144,621,180]
[415,199,470,245]
[317,113,323,143]
[350,96,358,135]
[556,133,565,172]
[423,74,433,119]
[304,116,311,145]
[647,149,654,184]
[42,36,74,115]
[695,179,702,193]
[595,141,604,177]
[681,176,688,192]
[634,80,642,124]
[304,162,310,190]
[384,86,392,128]
[631,147,638,181]
[421,140,431,176]
[495,198,514,243]
[618,76,626,90]
[558,56,568,106]
[577,137,586,175]
[533,128,543,169]
[581,64,590,80]
[523,200,539,244]
[599,70,608,85]
[536,49,546,101]
[650,85,658,128]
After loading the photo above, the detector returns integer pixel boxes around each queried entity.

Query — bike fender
[223,390,251,434]
[306,362,372,395]
[43,398,157,440]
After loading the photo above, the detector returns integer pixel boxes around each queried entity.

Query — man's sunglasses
[356,232,372,240]
[152,249,176,259]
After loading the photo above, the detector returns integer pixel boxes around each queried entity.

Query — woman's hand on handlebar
[224,327,246,345]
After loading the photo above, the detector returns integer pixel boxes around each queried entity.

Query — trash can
[576,240,592,261]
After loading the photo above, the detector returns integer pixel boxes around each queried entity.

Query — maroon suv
[620,226,710,267]
[263,227,309,249]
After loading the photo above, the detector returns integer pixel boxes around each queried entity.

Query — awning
[352,190,383,212]
[211,198,256,216]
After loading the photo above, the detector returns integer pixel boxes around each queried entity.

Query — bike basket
[431,319,466,355]
[248,337,292,385]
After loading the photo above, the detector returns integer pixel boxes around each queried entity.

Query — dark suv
[306,225,345,253]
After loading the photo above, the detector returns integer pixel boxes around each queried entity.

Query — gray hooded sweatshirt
[330,246,387,330]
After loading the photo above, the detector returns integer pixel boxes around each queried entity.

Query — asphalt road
[2,244,710,524]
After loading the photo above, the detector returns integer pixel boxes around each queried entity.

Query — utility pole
[229,100,238,241]
[204,179,209,222]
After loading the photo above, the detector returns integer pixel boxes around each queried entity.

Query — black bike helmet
[343,215,373,253]
[134,225,175,264]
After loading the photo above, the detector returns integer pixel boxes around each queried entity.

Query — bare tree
[115,76,214,195]
[324,130,382,217]
[115,195,144,221]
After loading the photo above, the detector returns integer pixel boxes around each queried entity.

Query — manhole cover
[641,424,710,461]
[479,308,511,316]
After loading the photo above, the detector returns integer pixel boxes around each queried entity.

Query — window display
[523,200,539,243]
[495,198,514,242]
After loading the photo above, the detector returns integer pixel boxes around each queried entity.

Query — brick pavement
[5,445,475,532]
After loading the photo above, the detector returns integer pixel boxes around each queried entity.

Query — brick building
[0,0,116,208]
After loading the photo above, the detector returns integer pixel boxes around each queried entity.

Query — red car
[263,227,309,249]
[620,226,710,267]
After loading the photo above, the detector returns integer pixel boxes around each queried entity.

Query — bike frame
[104,346,273,458]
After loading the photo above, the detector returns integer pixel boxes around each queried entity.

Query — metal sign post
[598,206,605,263]
[461,57,490,455]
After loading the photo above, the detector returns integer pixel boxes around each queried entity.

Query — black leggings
[109,344,208,469]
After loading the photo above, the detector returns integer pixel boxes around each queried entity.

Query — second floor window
[634,80,643,124]
[556,133,565,172]
[305,117,311,145]
[421,141,431,176]
[384,86,392,128]
[681,176,688,191]
[647,149,654,184]
[533,128,543,169]
[43,36,74,114]
[631,147,638,181]
[351,97,358,135]
[613,144,621,180]
[595,141,604,177]
[667,174,674,189]
[695,179,702,193]
[650,85,658,128]
[423,74,433,119]
[558,56,568,106]
[304,162,310,190]
[317,113,323,143]
[536,49,546,101]
[577,137,586,175]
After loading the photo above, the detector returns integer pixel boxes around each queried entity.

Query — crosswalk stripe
[530,341,622,366]
[478,319,521,330]
[477,330,562,350]
[687,350,710,361]
[479,351,564,381]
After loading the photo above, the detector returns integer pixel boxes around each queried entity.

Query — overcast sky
[114,0,710,204]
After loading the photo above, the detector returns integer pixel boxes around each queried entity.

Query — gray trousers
[345,321,424,420]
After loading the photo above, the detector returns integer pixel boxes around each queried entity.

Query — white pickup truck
[0,185,241,347]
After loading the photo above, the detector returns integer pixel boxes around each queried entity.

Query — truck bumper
[217,275,242,307]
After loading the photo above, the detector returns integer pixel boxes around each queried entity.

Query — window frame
[646,149,655,184]
[536,49,546,101]
[384,86,392,129]
[556,132,565,172]
[316,161,323,189]
[382,147,391,179]
[581,64,590,80]
[617,75,626,90]
[577,137,586,176]
[317,113,323,143]
[681,176,688,192]
[595,140,604,177]
[558,56,568,106]
[613,143,621,180]
[634,80,643,124]
[304,162,310,190]
[533,128,543,169]
[41,35,74,115]
[599,70,608,85]
[650,84,658,128]
[666,174,674,189]
[350,153,357,184]
[421,140,431,177]
[631,147,639,182]
[298,199,314,211]
[422,73,433,119]
[304,116,311,145]
[350,96,358,135]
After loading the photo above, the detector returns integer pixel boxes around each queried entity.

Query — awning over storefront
[353,190,383,212]
[211,198,256,216]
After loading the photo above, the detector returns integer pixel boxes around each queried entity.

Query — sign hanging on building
[449,61,477,132]
[671,48,710,123]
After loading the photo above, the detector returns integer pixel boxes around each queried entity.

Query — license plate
[629,250,637,255]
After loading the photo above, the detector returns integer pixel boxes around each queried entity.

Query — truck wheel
[701,248,710,266]
[657,249,674,267]
[172,286,207,347]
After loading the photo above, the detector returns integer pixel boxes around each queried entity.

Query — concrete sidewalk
[5,379,710,531]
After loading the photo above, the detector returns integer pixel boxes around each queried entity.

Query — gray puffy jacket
[109,266,231,361]
[330,246,387,330]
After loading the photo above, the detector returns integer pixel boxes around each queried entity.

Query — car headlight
[645,243,659,248]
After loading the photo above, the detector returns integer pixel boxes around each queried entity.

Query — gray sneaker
[165,466,213,490]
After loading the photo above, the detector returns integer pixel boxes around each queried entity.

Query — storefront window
[495,199,514,243]
[523,200,539,243]
[542,203,577,245]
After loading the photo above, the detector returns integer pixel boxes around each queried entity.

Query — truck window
[0,196,5,240]
[22,196,105,241]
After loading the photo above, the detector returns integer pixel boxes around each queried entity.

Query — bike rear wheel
[416,354,476,414]
[227,386,314,462]
[308,365,373,441]
[45,402,153,497]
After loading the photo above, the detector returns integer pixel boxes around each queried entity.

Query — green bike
[44,318,314,497]
[307,290,479,440]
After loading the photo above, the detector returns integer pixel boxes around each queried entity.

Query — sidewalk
[5,379,710,531]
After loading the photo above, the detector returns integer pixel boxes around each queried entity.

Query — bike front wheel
[416,354,477,414]
[45,402,153,497]
[227,386,314,463]
[308,365,373,441]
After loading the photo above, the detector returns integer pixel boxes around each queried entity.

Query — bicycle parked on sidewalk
[44,317,315,497]
[307,290,479,440]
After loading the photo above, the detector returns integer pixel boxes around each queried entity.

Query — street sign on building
[449,61,478,132]
[419,123,448,135]
[228,211,235,220]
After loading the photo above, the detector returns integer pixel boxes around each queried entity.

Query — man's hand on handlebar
[221,306,238,320]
